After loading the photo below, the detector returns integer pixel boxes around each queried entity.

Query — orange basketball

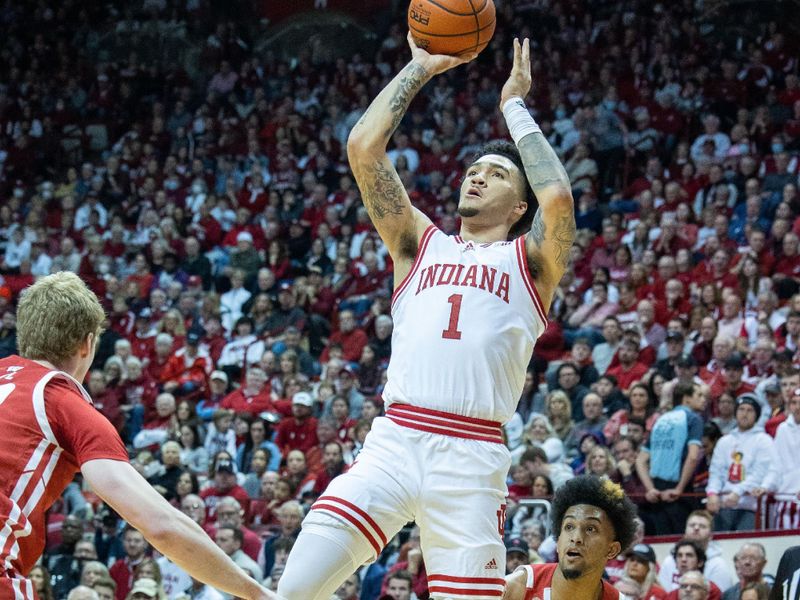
[408,0,496,57]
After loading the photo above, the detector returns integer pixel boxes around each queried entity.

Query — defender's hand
[500,38,532,107]
[407,33,477,77]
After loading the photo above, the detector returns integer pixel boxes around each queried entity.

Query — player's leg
[419,439,511,600]
[275,529,365,600]
[278,418,415,599]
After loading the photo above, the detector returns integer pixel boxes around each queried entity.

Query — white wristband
[502,96,541,145]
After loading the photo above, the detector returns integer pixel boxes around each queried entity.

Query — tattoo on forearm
[531,209,545,245]
[353,160,406,220]
[518,134,571,191]
[386,63,428,137]
[552,214,575,269]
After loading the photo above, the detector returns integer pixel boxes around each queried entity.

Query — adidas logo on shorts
[484,558,498,570]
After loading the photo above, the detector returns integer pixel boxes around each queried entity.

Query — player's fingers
[407,31,419,51]
[513,37,520,66]
[522,37,531,64]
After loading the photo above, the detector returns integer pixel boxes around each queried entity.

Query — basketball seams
[408,19,496,38]
[426,0,486,16]
[465,0,480,54]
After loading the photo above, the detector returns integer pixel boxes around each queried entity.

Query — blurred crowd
[1,0,799,599]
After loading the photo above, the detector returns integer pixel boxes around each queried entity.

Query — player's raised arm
[347,34,475,265]
[500,38,575,312]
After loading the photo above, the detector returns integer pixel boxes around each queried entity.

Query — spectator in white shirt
[220,269,251,334]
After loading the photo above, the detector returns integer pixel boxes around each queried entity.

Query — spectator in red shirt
[320,310,369,363]
[607,339,651,392]
[275,391,319,457]
[109,527,150,600]
[221,366,276,415]
[708,354,755,409]
[200,457,251,524]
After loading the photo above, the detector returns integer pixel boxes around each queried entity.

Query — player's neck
[458,222,509,244]
[33,358,80,380]
[552,566,606,600]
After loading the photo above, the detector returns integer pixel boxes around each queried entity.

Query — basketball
[408,0,496,57]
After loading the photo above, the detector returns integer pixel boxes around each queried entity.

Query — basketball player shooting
[276,36,575,600]
[503,476,638,600]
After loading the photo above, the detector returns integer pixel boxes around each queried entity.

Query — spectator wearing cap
[505,537,530,575]
[229,231,262,283]
[275,391,319,457]
[606,339,650,392]
[320,309,368,364]
[624,543,667,600]
[197,370,230,421]
[706,394,776,531]
[772,385,800,529]
[330,365,365,419]
[709,354,756,408]
[220,366,276,416]
[263,281,307,339]
[219,269,252,334]
[200,456,251,524]
[656,331,688,381]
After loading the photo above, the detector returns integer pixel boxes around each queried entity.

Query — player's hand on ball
[408,33,477,76]
[500,37,532,108]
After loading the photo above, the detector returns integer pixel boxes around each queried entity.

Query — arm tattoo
[517,133,572,192]
[519,134,576,271]
[386,62,428,137]
[354,160,406,220]
[551,215,575,269]
[530,209,545,245]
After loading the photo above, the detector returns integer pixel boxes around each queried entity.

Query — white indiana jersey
[383,225,547,424]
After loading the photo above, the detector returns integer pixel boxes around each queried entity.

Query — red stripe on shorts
[428,575,506,585]
[316,495,388,546]
[427,586,503,597]
[310,503,381,556]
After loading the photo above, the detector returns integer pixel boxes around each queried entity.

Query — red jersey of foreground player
[0,271,274,600]
[504,477,638,600]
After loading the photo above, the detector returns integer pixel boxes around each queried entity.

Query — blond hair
[17,272,105,365]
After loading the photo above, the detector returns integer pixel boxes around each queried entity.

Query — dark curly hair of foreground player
[551,475,639,552]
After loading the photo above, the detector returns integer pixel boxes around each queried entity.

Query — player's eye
[467,170,476,176]
[493,172,504,178]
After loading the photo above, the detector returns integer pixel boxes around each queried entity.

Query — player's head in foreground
[17,271,105,381]
[460,140,538,239]
[551,475,638,581]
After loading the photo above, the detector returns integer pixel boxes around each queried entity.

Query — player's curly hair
[551,475,638,551]
[472,140,538,240]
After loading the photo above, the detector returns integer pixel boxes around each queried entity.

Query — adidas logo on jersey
[484,558,498,570]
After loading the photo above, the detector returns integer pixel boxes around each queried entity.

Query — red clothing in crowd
[200,485,251,523]
[275,416,319,457]
[320,327,369,363]
[220,388,276,415]
[606,361,650,391]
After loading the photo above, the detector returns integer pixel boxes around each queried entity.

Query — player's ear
[79,333,95,358]
[606,541,621,561]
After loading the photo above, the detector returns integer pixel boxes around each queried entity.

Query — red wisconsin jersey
[0,356,128,586]
[383,226,547,424]
[519,563,621,600]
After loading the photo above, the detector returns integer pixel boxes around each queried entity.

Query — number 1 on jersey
[442,294,463,340]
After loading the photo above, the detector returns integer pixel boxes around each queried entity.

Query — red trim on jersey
[391,225,437,309]
[386,404,504,444]
[315,495,387,546]
[428,574,506,585]
[310,503,381,555]
[515,236,548,327]
[427,587,503,597]
[455,235,464,244]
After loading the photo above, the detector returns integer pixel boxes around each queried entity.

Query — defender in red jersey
[0,273,274,600]
[504,476,638,600]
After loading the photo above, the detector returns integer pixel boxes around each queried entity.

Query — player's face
[556,504,620,580]
[459,155,527,230]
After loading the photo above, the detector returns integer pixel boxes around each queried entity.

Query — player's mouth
[564,549,582,559]
[466,187,482,198]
